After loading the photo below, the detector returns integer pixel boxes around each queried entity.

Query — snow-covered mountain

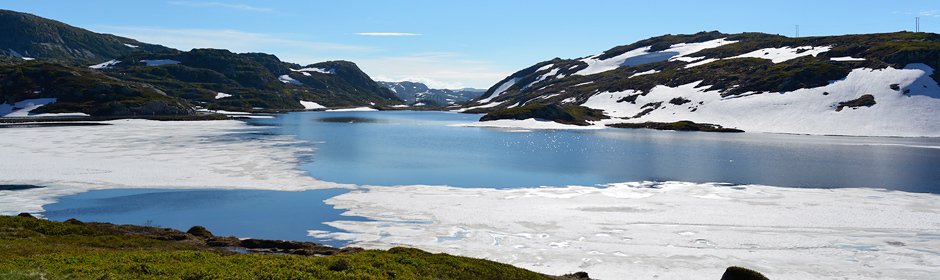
[465,31,940,137]
[378,81,484,106]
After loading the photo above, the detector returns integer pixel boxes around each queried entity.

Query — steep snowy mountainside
[466,31,940,136]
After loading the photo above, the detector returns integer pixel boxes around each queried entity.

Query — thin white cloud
[920,10,940,18]
[167,1,273,13]
[356,32,422,37]
[95,26,375,55]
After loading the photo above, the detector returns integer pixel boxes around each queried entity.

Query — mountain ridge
[378,81,485,106]
[465,31,940,137]
[0,9,401,118]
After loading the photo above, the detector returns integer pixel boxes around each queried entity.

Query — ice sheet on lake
[0,119,348,215]
[311,181,940,280]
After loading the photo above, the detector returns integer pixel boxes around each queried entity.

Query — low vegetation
[479,104,606,125]
[0,215,576,280]
[0,215,771,279]
[608,120,745,133]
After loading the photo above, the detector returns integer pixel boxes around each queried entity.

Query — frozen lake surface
[4,112,938,279]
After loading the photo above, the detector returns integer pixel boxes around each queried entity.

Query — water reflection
[247,111,940,193]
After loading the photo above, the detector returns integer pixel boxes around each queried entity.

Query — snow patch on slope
[278,74,303,85]
[582,64,940,137]
[831,56,866,62]
[630,69,661,77]
[292,67,335,75]
[89,59,120,69]
[575,38,737,76]
[732,46,832,63]
[1,98,58,117]
[477,78,519,103]
[300,101,326,110]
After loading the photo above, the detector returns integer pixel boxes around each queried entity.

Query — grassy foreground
[0,215,770,279]
[0,215,567,280]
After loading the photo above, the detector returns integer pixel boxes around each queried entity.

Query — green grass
[0,216,554,280]
[478,104,606,125]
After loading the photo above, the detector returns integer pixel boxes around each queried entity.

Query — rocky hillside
[0,9,401,117]
[467,31,940,137]
[379,81,485,106]
[0,9,169,64]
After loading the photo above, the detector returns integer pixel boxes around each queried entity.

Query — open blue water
[250,111,940,192]
[42,111,940,243]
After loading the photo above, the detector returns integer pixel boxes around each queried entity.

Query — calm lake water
[43,111,940,242]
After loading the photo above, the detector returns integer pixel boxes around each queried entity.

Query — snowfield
[214,92,232,99]
[731,46,832,63]
[0,98,88,118]
[291,67,335,75]
[575,38,737,76]
[477,78,519,104]
[89,59,120,69]
[310,181,940,280]
[0,120,348,215]
[580,64,940,137]
[278,74,303,85]
[300,100,326,110]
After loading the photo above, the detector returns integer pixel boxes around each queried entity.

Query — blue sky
[3,0,938,88]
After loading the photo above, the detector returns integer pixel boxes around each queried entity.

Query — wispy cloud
[167,1,273,13]
[920,10,940,18]
[94,25,375,61]
[356,32,422,37]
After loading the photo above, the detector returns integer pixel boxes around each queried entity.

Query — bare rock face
[721,266,770,280]
[835,94,876,112]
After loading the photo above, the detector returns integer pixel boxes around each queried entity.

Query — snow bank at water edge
[326,107,378,112]
[0,98,88,118]
[0,119,350,215]
[451,118,603,130]
[310,181,940,280]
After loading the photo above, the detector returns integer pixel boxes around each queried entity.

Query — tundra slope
[467,31,940,137]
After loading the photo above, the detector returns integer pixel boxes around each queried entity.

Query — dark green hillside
[0,62,192,116]
[0,10,402,114]
[0,9,170,64]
